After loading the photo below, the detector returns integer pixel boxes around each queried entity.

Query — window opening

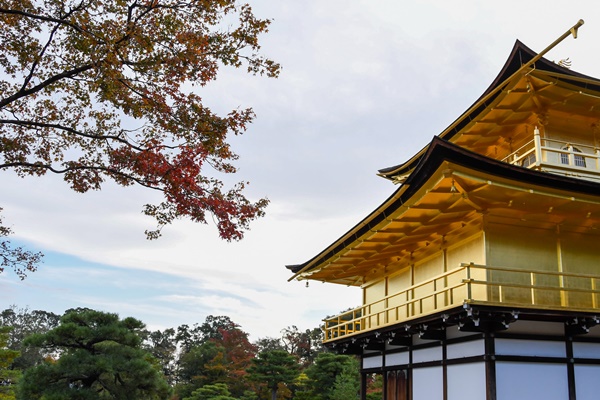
[521,152,536,168]
[560,145,586,167]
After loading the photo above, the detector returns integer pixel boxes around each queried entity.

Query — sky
[2,1,600,340]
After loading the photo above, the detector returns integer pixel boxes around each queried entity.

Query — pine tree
[17,309,170,399]
[0,327,20,400]
[247,350,300,400]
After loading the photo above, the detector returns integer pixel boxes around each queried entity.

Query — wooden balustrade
[323,263,600,342]
[501,136,600,181]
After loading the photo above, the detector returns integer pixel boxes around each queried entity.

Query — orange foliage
[0,0,280,240]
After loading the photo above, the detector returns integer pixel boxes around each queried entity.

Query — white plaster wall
[495,338,565,358]
[447,363,486,400]
[362,355,382,369]
[386,351,409,367]
[575,364,600,400]
[413,366,443,400]
[447,339,485,359]
[496,362,568,400]
[412,346,442,363]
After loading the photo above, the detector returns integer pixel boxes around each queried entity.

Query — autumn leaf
[0,0,280,244]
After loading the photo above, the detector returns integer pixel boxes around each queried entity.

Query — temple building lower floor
[336,306,600,400]
[287,22,600,400]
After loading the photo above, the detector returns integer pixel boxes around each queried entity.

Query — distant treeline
[0,306,380,400]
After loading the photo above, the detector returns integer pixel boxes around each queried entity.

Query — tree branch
[0,63,94,109]
[0,161,163,191]
[0,119,147,151]
[0,7,84,34]
[19,22,61,93]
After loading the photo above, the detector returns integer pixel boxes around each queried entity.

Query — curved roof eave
[288,136,600,279]
[377,40,600,181]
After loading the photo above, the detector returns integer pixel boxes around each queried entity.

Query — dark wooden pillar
[382,370,388,400]
[442,337,448,400]
[361,371,368,400]
[485,332,497,400]
[565,333,576,400]
[386,371,395,400]
[398,370,408,400]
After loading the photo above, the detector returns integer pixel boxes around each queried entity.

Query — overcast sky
[2,1,600,340]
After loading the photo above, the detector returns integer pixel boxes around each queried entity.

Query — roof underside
[287,39,600,286]
[288,138,600,286]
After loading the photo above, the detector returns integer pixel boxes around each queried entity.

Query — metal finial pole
[439,19,585,138]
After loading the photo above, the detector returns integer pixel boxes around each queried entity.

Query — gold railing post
[410,288,415,317]
[534,126,542,166]
[466,263,473,301]
[385,295,389,325]
[433,279,438,309]
[557,235,567,307]
[592,278,597,309]
[361,306,366,334]
[531,272,536,305]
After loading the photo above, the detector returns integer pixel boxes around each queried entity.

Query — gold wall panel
[561,232,600,308]
[448,234,486,302]
[487,223,561,307]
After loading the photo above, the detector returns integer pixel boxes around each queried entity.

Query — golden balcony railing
[323,263,600,342]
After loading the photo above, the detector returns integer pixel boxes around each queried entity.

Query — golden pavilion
[287,20,600,400]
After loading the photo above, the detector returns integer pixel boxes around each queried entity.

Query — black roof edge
[378,40,600,179]
[289,136,600,276]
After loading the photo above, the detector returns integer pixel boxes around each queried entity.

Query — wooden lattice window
[560,145,586,167]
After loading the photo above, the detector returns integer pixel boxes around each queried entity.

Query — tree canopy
[0,306,60,370]
[183,383,238,400]
[303,353,360,400]
[17,308,171,399]
[247,350,300,400]
[281,325,324,367]
[175,316,257,399]
[0,211,42,279]
[0,326,20,400]
[1,308,356,399]
[0,0,280,258]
